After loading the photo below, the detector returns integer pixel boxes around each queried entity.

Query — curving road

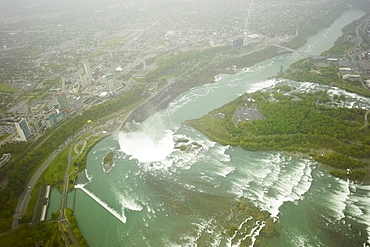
[12,153,58,229]
[354,15,370,49]
[12,130,85,229]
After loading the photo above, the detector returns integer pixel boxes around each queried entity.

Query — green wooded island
[103,151,114,173]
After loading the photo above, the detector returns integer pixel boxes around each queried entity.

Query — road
[12,130,79,229]
[58,143,79,247]
[9,26,289,238]
[12,153,57,229]
[354,15,370,49]
[11,75,152,232]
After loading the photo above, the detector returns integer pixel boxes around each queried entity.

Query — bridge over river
[272,43,319,59]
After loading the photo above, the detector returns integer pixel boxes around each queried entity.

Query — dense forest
[187,87,370,182]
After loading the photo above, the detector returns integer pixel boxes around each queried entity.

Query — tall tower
[61,76,66,94]
[79,73,88,88]
[15,118,31,141]
[82,61,92,85]
[106,73,115,90]
[58,93,69,111]
[233,37,244,48]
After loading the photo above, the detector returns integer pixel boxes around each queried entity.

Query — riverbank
[186,84,370,182]
[73,6,370,247]
[125,4,351,125]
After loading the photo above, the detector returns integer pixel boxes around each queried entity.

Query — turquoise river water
[64,6,370,247]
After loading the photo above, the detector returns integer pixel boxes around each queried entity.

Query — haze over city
[0,0,370,246]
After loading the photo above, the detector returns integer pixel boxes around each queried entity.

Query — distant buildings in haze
[233,37,244,48]
[79,61,93,88]
[105,73,115,90]
[57,93,69,112]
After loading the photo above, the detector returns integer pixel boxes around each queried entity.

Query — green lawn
[0,83,19,93]
[38,146,70,192]
[0,134,10,141]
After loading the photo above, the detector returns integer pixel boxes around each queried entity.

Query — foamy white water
[346,184,370,244]
[85,169,92,182]
[118,129,174,162]
[77,185,127,223]
[291,81,370,109]
[73,6,369,246]
[230,152,313,218]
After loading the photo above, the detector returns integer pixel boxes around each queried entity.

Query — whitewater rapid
[72,6,369,246]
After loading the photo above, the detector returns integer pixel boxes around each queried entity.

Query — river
[72,6,369,247]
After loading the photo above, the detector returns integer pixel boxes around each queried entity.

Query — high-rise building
[106,73,115,90]
[79,73,88,88]
[44,114,57,128]
[44,111,67,128]
[72,82,80,95]
[58,93,69,111]
[233,37,244,48]
[83,61,93,85]
[15,118,31,141]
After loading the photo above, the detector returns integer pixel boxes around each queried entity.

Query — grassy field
[23,186,40,222]
[0,230,18,247]
[0,134,10,141]
[22,146,71,222]
[186,113,238,146]
[38,146,70,192]
[78,132,93,142]
[100,114,117,122]
[0,83,20,93]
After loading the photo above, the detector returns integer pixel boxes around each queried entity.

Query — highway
[10,72,166,240]
[12,130,84,229]
[58,143,79,247]
[354,15,370,49]
[12,153,57,229]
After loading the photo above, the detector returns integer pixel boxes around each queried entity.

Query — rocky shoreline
[103,151,114,173]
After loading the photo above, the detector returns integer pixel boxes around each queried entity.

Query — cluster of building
[0,0,357,145]
[69,61,125,99]
[4,60,130,143]
[314,48,370,87]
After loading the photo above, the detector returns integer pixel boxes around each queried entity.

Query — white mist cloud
[118,129,174,163]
